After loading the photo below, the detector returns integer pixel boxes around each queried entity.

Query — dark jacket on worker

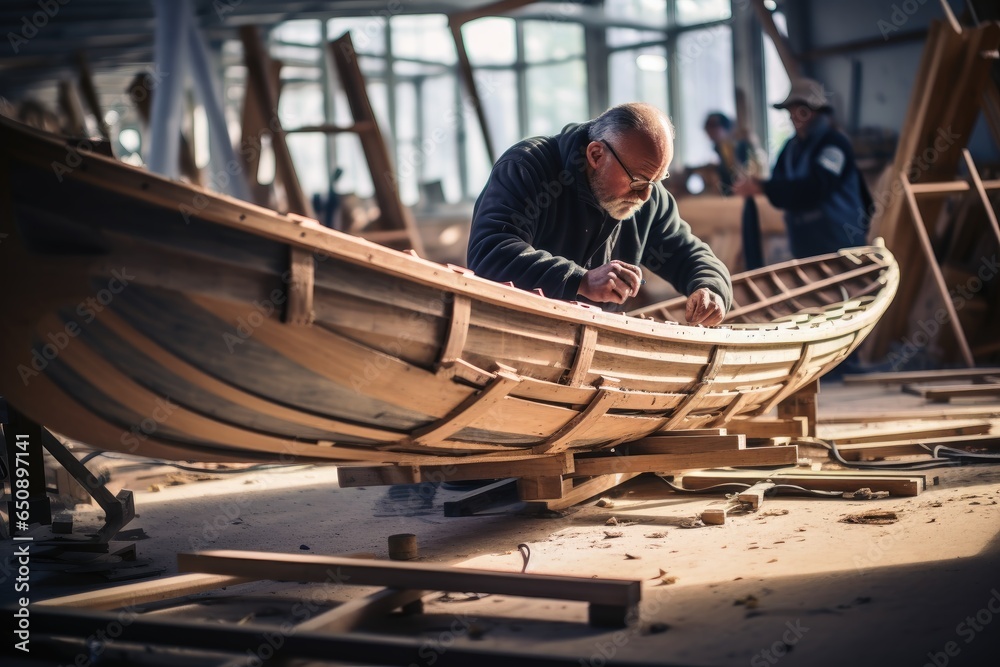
[763,115,871,258]
[467,122,733,312]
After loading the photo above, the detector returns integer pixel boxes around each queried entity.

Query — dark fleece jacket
[467,122,732,312]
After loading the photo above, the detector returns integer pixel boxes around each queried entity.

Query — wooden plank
[830,421,992,444]
[738,481,775,510]
[626,434,745,455]
[911,384,1000,402]
[336,454,574,487]
[37,573,252,610]
[682,470,924,497]
[177,549,641,611]
[842,368,1000,384]
[820,405,1000,423]
[726,417,808,438]
[833,433,1000,460]
[523,472,642,511]
[572,445,798,476]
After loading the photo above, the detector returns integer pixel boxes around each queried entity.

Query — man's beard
[588,172,645,220]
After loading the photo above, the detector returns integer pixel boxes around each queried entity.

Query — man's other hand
[685,288,726,326]
[578,260,643,305]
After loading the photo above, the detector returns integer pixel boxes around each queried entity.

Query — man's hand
[578,260,643,305]
[685,288,726,326]
[731,177,764,197]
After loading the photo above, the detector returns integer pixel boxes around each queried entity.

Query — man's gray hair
[589,103,675,144]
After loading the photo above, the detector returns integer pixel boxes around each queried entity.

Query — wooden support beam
[518,475,571,500]
[37,573,252,610]
[438,294,472,369]
[962,148,1000,248]
[522,472,642,511]
[178,550,641,628]
[751,0,801,79]
[777,378,818,437]
[336,454,573,487]
[240,26,311,217]
[572,445,798,476]
[329,32,424,255]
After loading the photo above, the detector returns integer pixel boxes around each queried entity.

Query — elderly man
[467,102,731,326]
[731,78,872,258]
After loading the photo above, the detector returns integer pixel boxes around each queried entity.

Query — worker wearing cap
[732,78,872,258]
[467,102,732,326]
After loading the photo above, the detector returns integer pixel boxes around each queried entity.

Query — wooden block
[522,472,642,512]
[701,498,742,526]
[737,481,775,510]
[517,476,570,500]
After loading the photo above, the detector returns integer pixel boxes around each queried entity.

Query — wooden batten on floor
[681,469,926,497]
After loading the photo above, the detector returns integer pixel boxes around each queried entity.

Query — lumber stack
[867,18,1000,367]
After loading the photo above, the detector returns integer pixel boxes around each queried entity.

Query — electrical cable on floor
[799,436,1000,470]
[656,475,844,499]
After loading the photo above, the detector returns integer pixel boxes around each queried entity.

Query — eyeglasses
[601,139,661,191]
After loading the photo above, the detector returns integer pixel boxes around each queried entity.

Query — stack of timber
[0,115,896,466]
[867,16,1000,367]
[827,368,1000,461]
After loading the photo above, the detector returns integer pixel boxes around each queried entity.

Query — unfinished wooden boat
[0,117,898,464]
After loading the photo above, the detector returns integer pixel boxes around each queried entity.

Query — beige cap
[773,77,832,111]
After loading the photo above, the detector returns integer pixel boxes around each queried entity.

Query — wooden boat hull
[0,118,898,463]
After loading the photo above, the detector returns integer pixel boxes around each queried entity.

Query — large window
[230,1,742,212]
[676,25,735,168]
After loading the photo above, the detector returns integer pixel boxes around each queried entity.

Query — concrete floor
[3,381,1000,666]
